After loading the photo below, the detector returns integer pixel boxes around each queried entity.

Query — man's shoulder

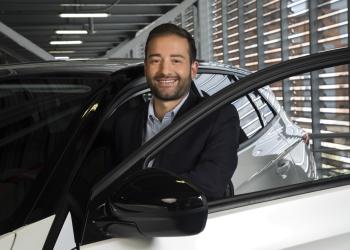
[220,102,238,114]
[203,103,239,128]
[219,103,239,121]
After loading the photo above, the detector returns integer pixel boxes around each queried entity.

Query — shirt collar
[148,92,190,122]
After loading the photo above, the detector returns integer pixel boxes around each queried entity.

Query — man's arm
[180,104,240,200]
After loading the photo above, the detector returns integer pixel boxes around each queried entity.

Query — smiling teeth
[159,79,176,84]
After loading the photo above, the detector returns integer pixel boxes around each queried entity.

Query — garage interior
[0,0,349,177]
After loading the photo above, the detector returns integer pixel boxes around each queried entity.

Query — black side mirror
[90,168,208,237]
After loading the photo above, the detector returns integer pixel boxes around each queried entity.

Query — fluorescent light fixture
[54,56,70,60]
[60,4,109,7]
[68,58,90,61]
[55,30,88,34]
[59,13,109,18]
[49,50,76,54]
[50,41,82,45]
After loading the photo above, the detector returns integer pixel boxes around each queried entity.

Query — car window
[194,73,276,138]
[194,73,233,95]
[232,96,262,138]
[0,75,108,233]
[269,65,350,179]
[248,91,274,125]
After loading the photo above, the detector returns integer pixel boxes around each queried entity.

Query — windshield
[0,73,109,232]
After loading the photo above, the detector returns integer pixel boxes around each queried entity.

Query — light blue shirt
[145,93,189,143]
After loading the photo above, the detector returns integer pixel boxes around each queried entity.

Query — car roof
[199,61,251,76]
[0,59,251,78]
[0,59,144,77]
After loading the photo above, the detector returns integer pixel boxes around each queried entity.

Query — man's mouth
[156,78,178,86]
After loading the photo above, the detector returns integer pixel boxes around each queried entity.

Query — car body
[0,48,349,250]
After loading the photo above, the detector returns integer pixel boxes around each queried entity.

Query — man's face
[144,34,198,101]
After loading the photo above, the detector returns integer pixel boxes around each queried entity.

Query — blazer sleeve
[179,104,240,200]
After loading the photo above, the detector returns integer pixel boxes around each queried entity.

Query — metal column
[198,0,212,61]
[309,0,322,169]
[238,0,245,67]
[221,0,229,64]
[280,0,291,116]
[256,0,264,69]
[0,21,54,61]
[348,0,350,129]
[192,4,200,61]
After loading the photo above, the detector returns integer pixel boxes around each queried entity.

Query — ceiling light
[50,41,82,45]
[54,56,70,60]
[55,30,88,35]
[60,4,109,7]
[59,13,109,18]
[68,58,90,61]
[49,50,76,54]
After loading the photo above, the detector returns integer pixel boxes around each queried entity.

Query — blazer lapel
[174,89,200,120]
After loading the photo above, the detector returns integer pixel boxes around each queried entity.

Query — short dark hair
[144,23,197,63]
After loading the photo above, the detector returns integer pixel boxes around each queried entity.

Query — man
[113,23,240,200]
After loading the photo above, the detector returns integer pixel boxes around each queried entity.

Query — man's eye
[172,59,182,64]
[150,59,160,64]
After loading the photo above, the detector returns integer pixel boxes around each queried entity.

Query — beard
[147,72,192,101]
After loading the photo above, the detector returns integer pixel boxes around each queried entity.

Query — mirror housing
[91,168,208,237]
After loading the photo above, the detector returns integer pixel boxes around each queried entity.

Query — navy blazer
[113,89,240,199]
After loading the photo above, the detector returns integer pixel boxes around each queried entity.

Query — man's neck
[153,97,183,121]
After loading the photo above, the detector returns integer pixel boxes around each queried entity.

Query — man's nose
[159,60,172,75]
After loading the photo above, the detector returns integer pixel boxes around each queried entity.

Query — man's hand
[302,133,310,145]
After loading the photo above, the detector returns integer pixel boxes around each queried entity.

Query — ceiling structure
[0,0,184,63]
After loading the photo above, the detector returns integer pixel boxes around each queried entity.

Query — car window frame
[193,70,278,147]
[41,71,150,249]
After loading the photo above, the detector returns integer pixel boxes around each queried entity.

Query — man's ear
[191,61,199,79]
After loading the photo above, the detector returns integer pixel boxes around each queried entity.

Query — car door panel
[234,117,299,194]
[285,233,350,250]
[287,140,316,181]
[80,185,350,250]
[278,111,317,181]
[0,232,15,250]
[200,185,350,250]
[53,212,76,250]
[11,215,55,250]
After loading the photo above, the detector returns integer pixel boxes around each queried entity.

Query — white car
[0,48,349,250]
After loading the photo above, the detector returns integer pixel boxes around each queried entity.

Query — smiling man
[113,23,240,199]
[144,26,198,120]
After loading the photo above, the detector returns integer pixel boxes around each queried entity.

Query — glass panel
[194,73,234,95]
[288,0,310,59]
[317,0,348,51]
[233,96,262,137]
[269,64,350,178]
[194,73,263,138]
[210,0,348,74]
[0,75,105,230]
[249,91,275,125]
